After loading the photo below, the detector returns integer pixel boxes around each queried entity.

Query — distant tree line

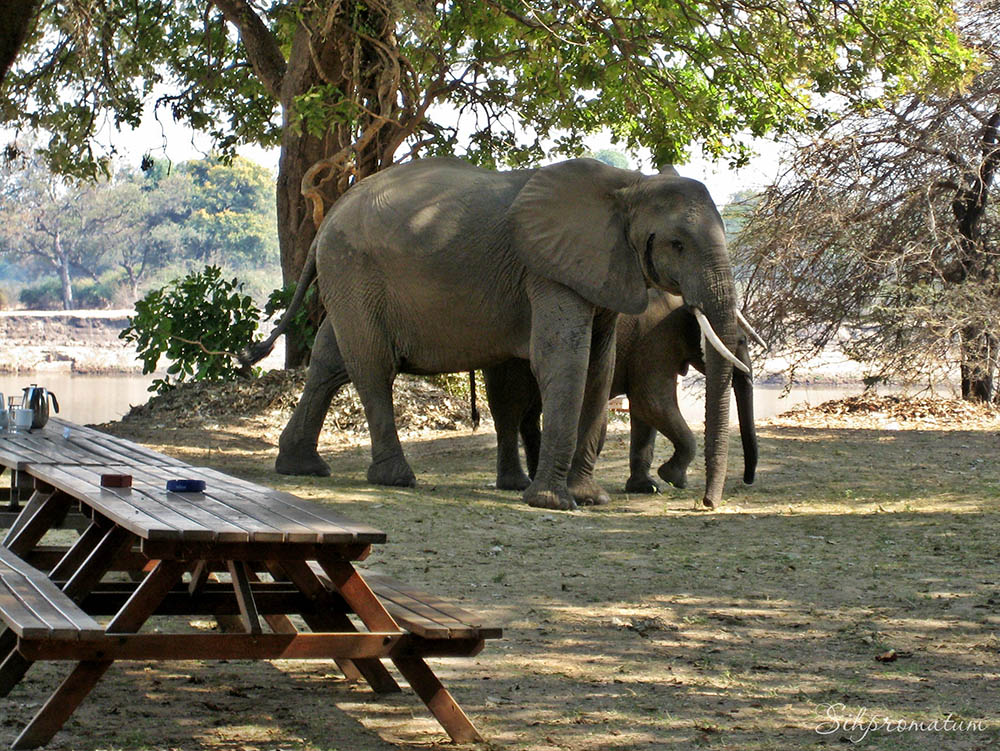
[0,150,278,310]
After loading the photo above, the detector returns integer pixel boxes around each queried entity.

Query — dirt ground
[2,383,999,751]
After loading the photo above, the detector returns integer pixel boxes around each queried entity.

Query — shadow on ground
[3,420,995,750]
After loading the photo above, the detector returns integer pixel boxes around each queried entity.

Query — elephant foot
[275,449,331,477]
[367,455,416,487]
[496,470,532,491]
[568,477,611,506]
[523,482,577,510]
[625,474,661,494]
[657,460,689,489]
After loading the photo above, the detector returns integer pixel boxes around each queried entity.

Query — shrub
[264,282,319,357]
[74,277,117,308]
[120,265,262,394]
[18,279,64,309]
[17,276,118,309]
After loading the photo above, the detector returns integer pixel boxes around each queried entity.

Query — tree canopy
[0,0,976,362]
[735,1,1000,402]
[3,1,973,177]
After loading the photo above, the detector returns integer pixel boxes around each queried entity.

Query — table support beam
[277,559,400,693]
[12,559,189,750]
[391,654,483,743]
[3,490,68,553]
[227,560,263,634]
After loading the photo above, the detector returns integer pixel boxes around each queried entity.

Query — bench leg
[391,655,483,743]
[275,560,400,693]
[12,558,188,749]
[0,634,26,697]
[11,660,112,750]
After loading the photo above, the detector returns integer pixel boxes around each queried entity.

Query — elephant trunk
[733,341,757,484]
[696,265,739,509]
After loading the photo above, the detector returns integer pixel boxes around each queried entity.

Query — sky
[8,95,787,206]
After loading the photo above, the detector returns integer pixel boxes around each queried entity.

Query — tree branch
[0,0,41,83]
[209,0,285,100]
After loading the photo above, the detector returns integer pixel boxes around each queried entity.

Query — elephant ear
[509,158,648,315]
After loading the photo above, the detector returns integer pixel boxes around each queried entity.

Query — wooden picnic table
[0,417,187,527]
[0,419,499,749]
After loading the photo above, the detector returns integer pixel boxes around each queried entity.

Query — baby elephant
[484,291,757,494]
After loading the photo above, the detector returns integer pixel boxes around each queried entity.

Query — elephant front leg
[523,284,600,511]
[624,417,660,493]
[566,308,617,506]
[277,322,349,476]
[648,388,697,489]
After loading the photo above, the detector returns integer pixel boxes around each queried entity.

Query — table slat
[194,467,385,543]
[20,462,386,547]
[0,419,186,471]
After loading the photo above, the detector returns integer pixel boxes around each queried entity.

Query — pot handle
[48,391,59,414]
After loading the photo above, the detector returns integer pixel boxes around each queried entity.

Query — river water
[0,373,158,425]
[0,371,870,427]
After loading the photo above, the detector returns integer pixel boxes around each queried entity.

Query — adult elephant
[247,157,749,510]
[485,291,758,498]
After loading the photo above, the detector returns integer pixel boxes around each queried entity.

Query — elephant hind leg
[485,360,538,491]
[344,336,416,488]
[277,321,350,476]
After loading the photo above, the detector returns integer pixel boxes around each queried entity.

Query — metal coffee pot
[22,384,59,429]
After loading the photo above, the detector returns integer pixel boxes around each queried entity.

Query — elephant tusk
[736,309,768,349]
[692,307,751,376]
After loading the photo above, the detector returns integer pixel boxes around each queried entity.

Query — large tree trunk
[276,130,338,367]
[0,0,40,83]
[274,13,404,367]
[276,27,347,368]
[960,328,995,403]
[951,111,999,403]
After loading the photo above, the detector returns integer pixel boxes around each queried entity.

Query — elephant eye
[671,239,685,254]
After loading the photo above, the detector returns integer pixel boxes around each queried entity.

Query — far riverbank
[0,309,138,374]
[0,309,285,375]
[2,308,874,383]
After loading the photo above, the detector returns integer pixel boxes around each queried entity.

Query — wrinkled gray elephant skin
[248,157,744,510]
[486,291,758,496]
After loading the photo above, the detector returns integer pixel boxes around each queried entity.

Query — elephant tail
[241,239,319,368]
[469,370,480,430]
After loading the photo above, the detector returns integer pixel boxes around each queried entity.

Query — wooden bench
[305,562,499,740]
[0,546,103,642]
[308,563,501,652]
[0,545,103,701]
